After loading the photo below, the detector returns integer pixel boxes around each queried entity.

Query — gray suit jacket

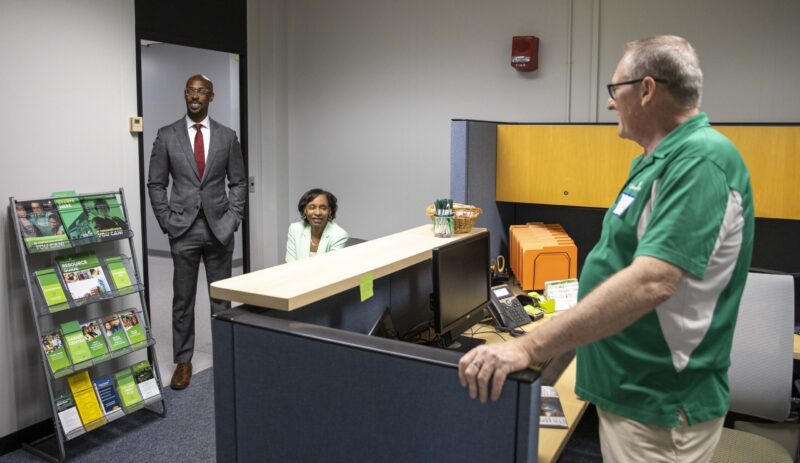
[147,117,246,245]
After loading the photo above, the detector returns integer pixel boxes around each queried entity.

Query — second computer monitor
[432,230,490,348]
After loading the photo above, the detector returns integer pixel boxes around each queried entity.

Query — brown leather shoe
[170,362,192,390]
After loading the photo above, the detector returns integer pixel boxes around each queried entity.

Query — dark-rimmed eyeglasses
[184,87,212,96]
[606,77,668,100]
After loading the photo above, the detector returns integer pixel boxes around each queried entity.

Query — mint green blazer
[285,221,349,262]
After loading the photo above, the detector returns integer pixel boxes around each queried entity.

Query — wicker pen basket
[425,203,482,234]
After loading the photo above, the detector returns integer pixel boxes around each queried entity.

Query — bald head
[186,74,214,92]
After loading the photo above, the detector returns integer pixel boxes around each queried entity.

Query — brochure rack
[10,188,166,462]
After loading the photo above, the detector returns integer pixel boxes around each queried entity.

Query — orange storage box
[509,223,577,291]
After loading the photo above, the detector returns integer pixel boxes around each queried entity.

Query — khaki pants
[598,407,724,463]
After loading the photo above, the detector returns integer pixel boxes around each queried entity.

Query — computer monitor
[431,231,490,350]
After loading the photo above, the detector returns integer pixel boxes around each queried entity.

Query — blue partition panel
[450,120,514,259]
[213,310,540,463]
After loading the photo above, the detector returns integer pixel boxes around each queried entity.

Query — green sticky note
[359,273,374,302]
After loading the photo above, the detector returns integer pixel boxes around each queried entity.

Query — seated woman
[285,188,348,262]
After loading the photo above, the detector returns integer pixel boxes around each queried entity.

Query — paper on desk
[544,278,578,311]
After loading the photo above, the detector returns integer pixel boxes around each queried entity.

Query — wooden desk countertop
[210,225,485,311]
[470,313,588,463]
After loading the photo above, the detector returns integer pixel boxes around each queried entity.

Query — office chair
[345,236,366,247]
[712,272,797,462]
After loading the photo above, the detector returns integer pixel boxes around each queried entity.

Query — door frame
[134,2,249,316]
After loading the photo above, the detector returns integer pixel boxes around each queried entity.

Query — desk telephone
[489,284,531,329]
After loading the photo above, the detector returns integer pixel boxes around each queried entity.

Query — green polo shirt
[575,113,754,427]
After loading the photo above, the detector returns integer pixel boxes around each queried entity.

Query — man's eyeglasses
[606,77,668,100]
[184,87,212,96]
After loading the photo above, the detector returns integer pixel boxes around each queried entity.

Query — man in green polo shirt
[458,35,753,462]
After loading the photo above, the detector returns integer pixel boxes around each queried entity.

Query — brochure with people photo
[80,194,129,239]
[41,332,72,374]
[60,320,93,365]
[54,196,95,241]
[101,313,130,352]
[56,251,111,302]
[14,200,71,252]
[119,310,147,346]
[80,319,110,360]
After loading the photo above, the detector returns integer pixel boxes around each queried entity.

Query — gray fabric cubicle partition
[451,120,515,260]
[213,308,541,463]
[450,120,608,273]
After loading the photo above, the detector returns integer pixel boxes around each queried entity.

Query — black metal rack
[10,188,166,462]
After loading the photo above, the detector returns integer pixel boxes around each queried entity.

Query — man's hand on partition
[458,341,531,403]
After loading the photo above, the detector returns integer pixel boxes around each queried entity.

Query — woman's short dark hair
[297,188,338,223]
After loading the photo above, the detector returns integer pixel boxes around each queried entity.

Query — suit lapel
[175,119,200,180]
[204,119,224,184]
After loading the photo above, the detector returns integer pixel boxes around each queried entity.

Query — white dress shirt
[186,115,210,161]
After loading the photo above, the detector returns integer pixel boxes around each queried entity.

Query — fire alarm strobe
[512,36,539,72]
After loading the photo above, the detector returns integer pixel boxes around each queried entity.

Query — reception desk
[211,225,481,311]
[210,225,578,462]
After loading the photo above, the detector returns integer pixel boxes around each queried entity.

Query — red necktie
[193,123,205,178]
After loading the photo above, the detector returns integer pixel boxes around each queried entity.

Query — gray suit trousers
[169,215,233,363]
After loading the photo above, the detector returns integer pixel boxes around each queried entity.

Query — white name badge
[613,192,636,216]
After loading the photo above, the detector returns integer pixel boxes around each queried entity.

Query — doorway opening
[139,41,246,379]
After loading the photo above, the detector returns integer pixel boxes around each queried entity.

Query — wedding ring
[473,361,483,369]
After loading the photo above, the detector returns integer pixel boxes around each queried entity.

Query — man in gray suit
[147,74,246,390]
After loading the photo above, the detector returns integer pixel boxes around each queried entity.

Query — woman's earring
[302,214,307,220]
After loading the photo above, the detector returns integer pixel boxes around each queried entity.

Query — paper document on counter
[544,278,578,311]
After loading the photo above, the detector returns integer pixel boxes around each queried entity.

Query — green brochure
[80,194,129,239]
[80,320,110,359]
[132,360,160,400]
[41,332,72,373]
[105,256,133,291]
[60,320,93,364]
[15,199,71,252]
[34,268,68,310]
[101,314,130,351]
[114,368,143,409]
[119,310,146,346]
[54,196,95,240]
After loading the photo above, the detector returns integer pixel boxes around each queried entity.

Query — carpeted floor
[0,369,215,463]
[558,404,602,462]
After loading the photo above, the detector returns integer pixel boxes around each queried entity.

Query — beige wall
[246,0,800,272]
[0,0,139,439]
